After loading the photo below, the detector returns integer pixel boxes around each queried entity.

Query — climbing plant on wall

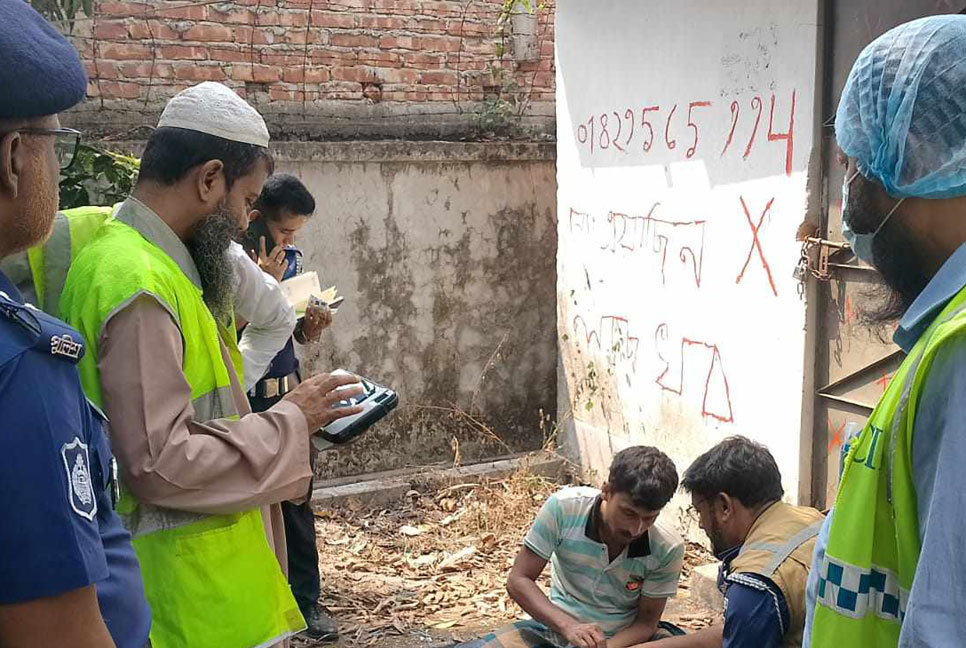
[29,0,92,33]
[59,145,140,210]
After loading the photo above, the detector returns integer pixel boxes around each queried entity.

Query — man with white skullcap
[0,1,150,646]
[804,15,966,648]
[59,82,365,648]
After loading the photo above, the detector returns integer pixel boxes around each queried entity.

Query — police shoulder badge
[62,437,97,521]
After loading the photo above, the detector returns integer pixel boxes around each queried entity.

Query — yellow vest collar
[115,198,202,289]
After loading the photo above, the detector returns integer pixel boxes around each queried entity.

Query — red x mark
[827,418,846,454]
[876,370,892,392]
[736,196,778,296]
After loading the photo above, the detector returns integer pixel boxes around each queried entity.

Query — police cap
[0,0,88,119]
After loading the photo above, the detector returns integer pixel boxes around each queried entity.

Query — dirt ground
[292,464,720,648]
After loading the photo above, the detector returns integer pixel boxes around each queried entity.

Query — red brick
[154,3,206,20]
[330,33,380,48]
[101,81,142,99]
[253,64,281,83]
[259,53,304,67]
[210,47,251,63]
[357,15,407,30]
[331,66,375,83]
[233,27,275,45]
[88,61,119,79]
[530,71,555,87]
[378,68,418,84]
[183,23,234,42]
[97,1,149,16]
[307,51,345,67]
[159,45,208,60]
[284,30,309,45]
[99,42,152,60]
[379,35,415,50]
[379,89,406,102]
[310,11,356,28]
[445,19,491,37]
[173,63,227,82]
[281,67,331,84]
[417,36,462,53]
[127,21,180,40]
[278,10,309,27]
[322,0,367,10]
[207,6,255,24]
[419,70,457,86]
[94,20,129,40]
[269,87,301,102]
[229,64,281,83]
[119,61,154,78]
[402,52,446,67]
[356,51,400,65]
[252,10,281,26]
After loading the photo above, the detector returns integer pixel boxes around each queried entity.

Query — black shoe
[301,606,339,642]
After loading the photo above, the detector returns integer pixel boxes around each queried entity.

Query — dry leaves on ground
[308,466,718,647]
[313,469,556,646]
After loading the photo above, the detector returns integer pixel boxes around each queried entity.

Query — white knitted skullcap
[158,82,270,148]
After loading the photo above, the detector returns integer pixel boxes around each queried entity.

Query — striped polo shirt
[523,486,685,636]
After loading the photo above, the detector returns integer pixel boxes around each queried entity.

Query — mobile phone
[246,217,277,254]
[309,294,344,313]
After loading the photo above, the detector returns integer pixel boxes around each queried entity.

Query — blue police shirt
[0,270,150,647]
[718,545,789,648]
[262,247,302,379]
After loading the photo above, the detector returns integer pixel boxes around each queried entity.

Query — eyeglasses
[10,127,83,171]
[685,497,708,523]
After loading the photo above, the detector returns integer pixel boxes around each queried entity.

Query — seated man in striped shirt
[460,446,686,648]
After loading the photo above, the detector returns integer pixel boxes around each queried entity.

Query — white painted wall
[555,0,819,525]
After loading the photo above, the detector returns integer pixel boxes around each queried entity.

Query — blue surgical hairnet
[836,15,966,199]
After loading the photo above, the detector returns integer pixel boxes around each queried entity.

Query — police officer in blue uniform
[241,174,337,641]
[0,2,151,646]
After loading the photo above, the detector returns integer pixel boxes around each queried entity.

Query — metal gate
[806,0,964,508]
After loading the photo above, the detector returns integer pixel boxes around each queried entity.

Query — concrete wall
[554,0,822,531]
[267,142,557,478]
[60,0,555,139]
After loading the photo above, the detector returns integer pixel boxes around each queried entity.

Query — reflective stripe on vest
[813,289,966,645]
[815,557,906,621]
[760,519,824,575]
[193,384,237,422]
[43,212,72,315]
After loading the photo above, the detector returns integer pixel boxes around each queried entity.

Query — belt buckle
[264,378,279,399]
[280,375,290,395]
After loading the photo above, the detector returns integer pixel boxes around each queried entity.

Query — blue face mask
[841,170,905,265]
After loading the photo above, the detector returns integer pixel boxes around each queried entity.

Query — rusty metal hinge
[795,237,850,298]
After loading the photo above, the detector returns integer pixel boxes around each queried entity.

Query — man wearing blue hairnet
[805,15,966,648]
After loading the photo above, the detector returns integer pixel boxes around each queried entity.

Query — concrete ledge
[311,451,568,510]
[690,563,724,611]
[90,139,556,164]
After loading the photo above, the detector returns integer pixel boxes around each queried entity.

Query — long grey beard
[186,207,238,323]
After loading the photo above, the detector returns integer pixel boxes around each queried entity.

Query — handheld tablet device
[312,371,398,450]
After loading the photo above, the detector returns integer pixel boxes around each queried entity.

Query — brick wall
[63,0,556,139]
